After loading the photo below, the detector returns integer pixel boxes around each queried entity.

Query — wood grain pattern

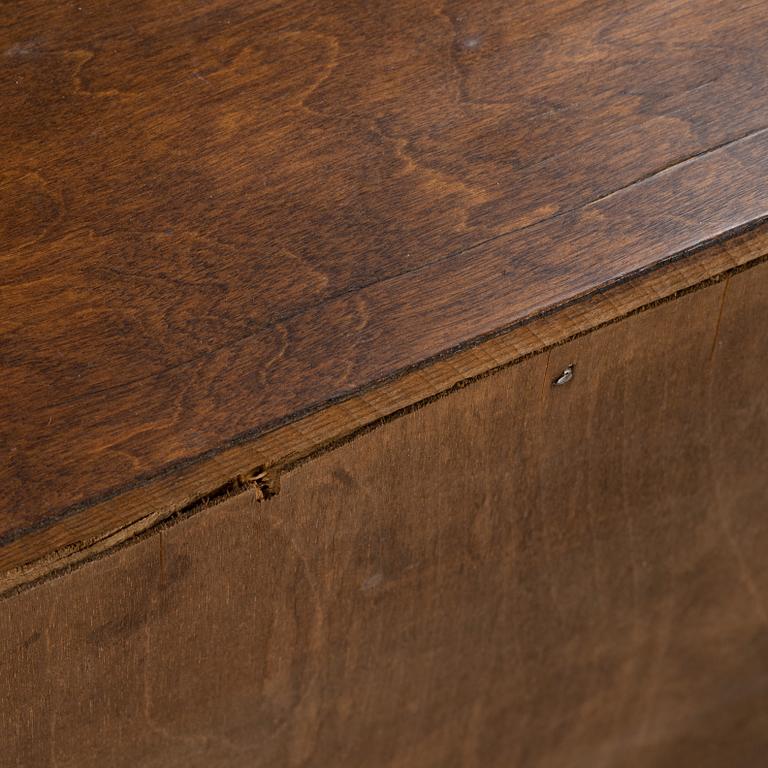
[2,226,767,593]
[3,262,767,767]
[3,1,768,562]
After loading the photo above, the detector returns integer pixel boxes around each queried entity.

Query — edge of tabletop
[2,219,768,597]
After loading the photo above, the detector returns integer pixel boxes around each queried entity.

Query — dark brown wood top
[2,0,768,561]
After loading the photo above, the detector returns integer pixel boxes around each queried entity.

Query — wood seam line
[450,124,768,262]
[30,125,768,418]
[7,211,768,552]
[2,235,768,597]
[709,277,731,364]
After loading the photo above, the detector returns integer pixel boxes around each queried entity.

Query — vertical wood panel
[2,262,767,767]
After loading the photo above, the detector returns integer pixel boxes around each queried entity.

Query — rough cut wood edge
[2,223,768,596]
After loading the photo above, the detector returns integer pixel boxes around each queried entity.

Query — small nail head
[553,365,574,386]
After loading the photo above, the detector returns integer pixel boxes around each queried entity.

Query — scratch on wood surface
[539,348,552,401]
[709,276,730,363]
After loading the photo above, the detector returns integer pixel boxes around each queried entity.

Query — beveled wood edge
[3,223,768,597]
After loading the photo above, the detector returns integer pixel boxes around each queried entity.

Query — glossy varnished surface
[2,1,768,546]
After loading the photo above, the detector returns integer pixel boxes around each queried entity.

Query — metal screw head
[553,365,574,386]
